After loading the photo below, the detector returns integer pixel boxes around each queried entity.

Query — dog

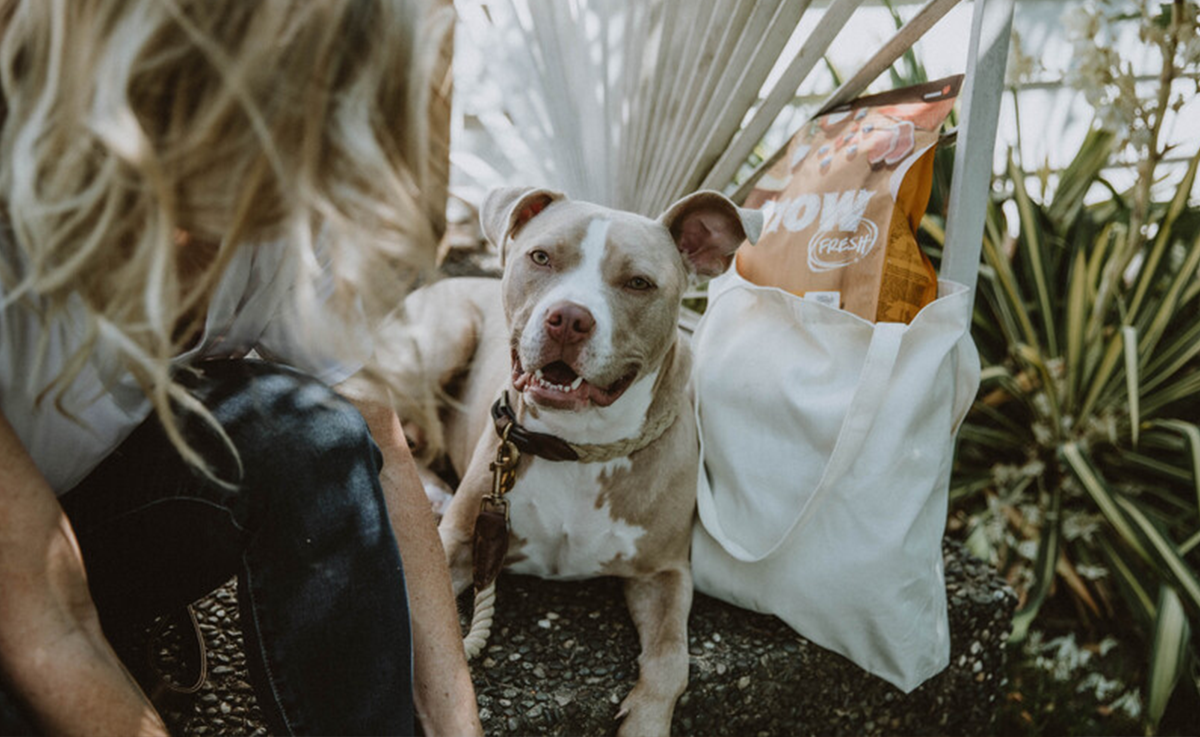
[403,186,760,736]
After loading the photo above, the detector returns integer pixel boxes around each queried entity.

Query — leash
[463,390,680,658]
[464,418,519,659]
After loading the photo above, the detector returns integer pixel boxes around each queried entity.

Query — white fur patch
[507,461,644,580]
[519,218,615,376]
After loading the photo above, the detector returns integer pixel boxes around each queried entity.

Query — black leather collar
[491,392,580,462]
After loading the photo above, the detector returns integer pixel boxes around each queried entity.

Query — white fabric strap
[696,316,906,562]
[940,0,1014,291]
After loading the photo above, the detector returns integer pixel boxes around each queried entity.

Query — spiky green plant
[929,127,1200,731]
[920,4,1200,729]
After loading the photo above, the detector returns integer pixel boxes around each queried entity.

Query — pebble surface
[142,540,1013,736]
[127,584,268,736]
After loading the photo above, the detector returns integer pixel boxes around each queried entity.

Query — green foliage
[924,128,1200,733]
[907,6,1200,729]
[995,632,1145,736]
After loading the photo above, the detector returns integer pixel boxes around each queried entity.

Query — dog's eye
[529,249,551,266]
[626,276,654,291]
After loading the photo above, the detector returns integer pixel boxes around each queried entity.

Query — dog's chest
[505,458,645,580]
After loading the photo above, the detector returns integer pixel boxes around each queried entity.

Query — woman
[0,1,479,734]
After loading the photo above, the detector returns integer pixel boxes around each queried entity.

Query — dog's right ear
[659,190,763,278]
[480,187,565,266]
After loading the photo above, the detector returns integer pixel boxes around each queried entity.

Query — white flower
[991,463,1019,485]
[1006,29,1039,87]
[1062,4,1100,39]
[1076,671,1125,701]
[1038,634,1091,681]
[1183,34,1200,67]
[1017,539,1039,561]
[1110,690,1143,719]
[1026,459,1047,478]
[1033,391,1052,417]
[1097,637,1118,656]
[1062,510,1103,541]
[1075,563,1109,580]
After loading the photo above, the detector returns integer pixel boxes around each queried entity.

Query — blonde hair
[0,0,451,473]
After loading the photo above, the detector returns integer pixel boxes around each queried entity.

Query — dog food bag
[738,76,962,323]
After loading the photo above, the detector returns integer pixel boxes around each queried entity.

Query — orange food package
[739,76,962,323]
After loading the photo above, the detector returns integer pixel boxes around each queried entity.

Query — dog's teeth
[530,369,584,393]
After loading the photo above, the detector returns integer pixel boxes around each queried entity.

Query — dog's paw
[437,526,474,596]
[615,687,674,737]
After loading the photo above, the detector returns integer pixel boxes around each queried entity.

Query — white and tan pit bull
[404,187,760,736]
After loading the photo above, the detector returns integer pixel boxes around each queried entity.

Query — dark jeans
[1,360,415,736]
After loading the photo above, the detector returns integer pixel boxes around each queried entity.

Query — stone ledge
[470,540,1014,736]
[142,540,1013,736]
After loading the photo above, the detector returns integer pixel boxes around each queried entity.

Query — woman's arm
[0,411,168,737]
[341,390,483,737]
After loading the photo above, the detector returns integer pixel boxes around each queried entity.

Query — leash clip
[485,423,520,521]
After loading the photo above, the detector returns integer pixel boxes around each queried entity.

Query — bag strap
[696,320,906,562]
[937,0,1014,293]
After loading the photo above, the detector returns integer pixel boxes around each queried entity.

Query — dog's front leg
[617,567,693,737]
[437,435,499,596]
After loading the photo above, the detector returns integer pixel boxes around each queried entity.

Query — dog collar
[491,392,579,461]
[491,391,678,464]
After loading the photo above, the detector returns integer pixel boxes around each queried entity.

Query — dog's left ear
[481,186,566,266]
[659,191,763,277]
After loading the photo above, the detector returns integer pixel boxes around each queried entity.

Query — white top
[1,238,364,495]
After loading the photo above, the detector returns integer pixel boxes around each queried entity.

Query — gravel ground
[139,539,1013,736]
[130,585,268,736]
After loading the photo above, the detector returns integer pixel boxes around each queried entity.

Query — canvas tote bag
[690,267,979,692]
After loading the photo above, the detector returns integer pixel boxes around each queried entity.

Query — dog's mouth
[512,354,637,410]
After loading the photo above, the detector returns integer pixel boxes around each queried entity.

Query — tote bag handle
[696,315,906,563]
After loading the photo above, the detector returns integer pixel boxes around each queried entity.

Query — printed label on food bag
[808,217,879,272]
[761,189,880,271]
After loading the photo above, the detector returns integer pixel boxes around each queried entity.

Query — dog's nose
[545,302,595,345]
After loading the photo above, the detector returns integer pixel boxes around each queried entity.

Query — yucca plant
[920,3,1200,730]
[929,116,1200,736]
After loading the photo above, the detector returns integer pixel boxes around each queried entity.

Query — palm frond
[453,0,861,214]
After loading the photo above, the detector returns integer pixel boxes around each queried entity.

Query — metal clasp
[484,424,520,521]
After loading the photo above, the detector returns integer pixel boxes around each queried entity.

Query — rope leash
[463,582,496,659]
[463,420,519,659]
